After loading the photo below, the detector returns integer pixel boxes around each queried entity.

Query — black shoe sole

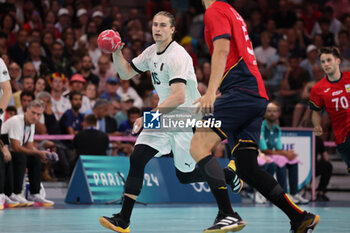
[99,216,130,233]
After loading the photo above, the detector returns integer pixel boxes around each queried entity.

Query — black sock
[273,192,305,222]
[198,155,234,215]
[235,148,304,222]
[120,195,136,222]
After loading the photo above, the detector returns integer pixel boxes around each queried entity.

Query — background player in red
[191,1,319,232]
[310,46,350,174]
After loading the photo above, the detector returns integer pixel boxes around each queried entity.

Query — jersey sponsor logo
[143,110,162,129]
[2,70,7,75]
[184,162,192,168]
[332,90,343,96]
[324,88,330,93]
[345,84,350,93]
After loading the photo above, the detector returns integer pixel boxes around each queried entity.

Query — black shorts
[203,88,267,155]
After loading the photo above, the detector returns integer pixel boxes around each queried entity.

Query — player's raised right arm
[112,48,138,80]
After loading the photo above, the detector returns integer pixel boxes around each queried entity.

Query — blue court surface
[0,201,349,233]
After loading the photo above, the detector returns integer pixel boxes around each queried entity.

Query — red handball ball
[97,30,122,53]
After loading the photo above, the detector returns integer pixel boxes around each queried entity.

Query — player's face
[265,103,280,122]
[152,15,174,43]
[320,53,340,76]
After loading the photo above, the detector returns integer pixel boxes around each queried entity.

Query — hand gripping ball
[97,30,122,53]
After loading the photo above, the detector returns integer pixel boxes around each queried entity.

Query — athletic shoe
[9,193,33,207]
[99,213,130,233]
[315,193,330,202]
[290,194,309,205]
[224,160,243,193]
[28,194,54,207]
[4,195,20,208]
[0,194,4,210]
[204,211,246,233]
[290,212,320,233]
[254,192,267,204]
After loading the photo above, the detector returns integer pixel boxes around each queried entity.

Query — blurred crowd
[0,0,349,181]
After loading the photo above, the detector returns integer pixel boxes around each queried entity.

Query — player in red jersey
[310,46,350,174]
[191,1,319,232]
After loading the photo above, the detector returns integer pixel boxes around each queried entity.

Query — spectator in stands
[115,94,134,129]
[94,55,116,96]
[55,8,70,33]
[81,55,99,86]
[0,14,17,48]
[50,72,70,120]
[27,40,48,75]
[2,100,54,207]
[337,30,350,60]
[265,18,284,49]
[17,91,34,115]
[292,65,324,127]
[59,91,84,135]
[300,44,320,81]
[73,114,109,157]
[7,29,29,66]
[100,76,121,101]
[315,136,333,201]
[23,10,43,34]
[119,107,141,135]
[117,79,143,109]
[34,76,47,97]
[311,6,342,38]
[8,62,21,92]
[0,31,7,55]
[48,41,71,77]
[286,27,306,58]
[66,73,90,113]
[299,2,322,36]
[36,91,73,180]
[254,31,277,77]
[87,33,101,67]
[313,34,324,50]
[85,82,97,111]
[76,9,88,33]
[273,0,297,33]
[109,98,121,118]
[62,32,76,59]
[41,31,55,58]
[264,39,289,100]
[260,102,309,204]
[5,106,17,120]
[89,99,119,135]
[12,75,34,109]
[318,18,336,47]
[280,54,310,122]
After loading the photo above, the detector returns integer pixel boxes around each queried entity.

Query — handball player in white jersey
[99,11,241,233]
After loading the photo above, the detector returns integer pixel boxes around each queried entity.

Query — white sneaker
[0,193,5,210]
[4,195,20,208]
[293,193,309,204]
[28,194,54,207]
[9,193,33,207]
[254,192,267,204]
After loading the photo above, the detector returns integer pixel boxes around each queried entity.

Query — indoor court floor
[0,201,349,233]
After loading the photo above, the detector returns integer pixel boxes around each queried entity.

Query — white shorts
[135,131,196,173]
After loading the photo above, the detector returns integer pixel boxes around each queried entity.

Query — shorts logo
[143,110,162,129]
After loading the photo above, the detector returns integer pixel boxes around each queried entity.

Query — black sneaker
[99,213,130,233]
[290,212,320,233]
[204,211,246,233]
[224,160,243,194]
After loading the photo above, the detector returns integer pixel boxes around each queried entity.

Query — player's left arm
[195,38,229,113]
[132,83,186,134]
[155,82,186,113]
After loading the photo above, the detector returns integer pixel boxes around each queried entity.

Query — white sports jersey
[131,41,200,108]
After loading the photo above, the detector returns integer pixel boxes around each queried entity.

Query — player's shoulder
[342,71,350,79]
[142,44,157,54]
[166,42,191,60]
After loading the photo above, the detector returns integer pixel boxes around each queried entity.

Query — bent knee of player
[190,133,215,161]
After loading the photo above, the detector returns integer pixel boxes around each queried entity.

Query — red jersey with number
[310,72,350,144]
[204,0,268,99]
